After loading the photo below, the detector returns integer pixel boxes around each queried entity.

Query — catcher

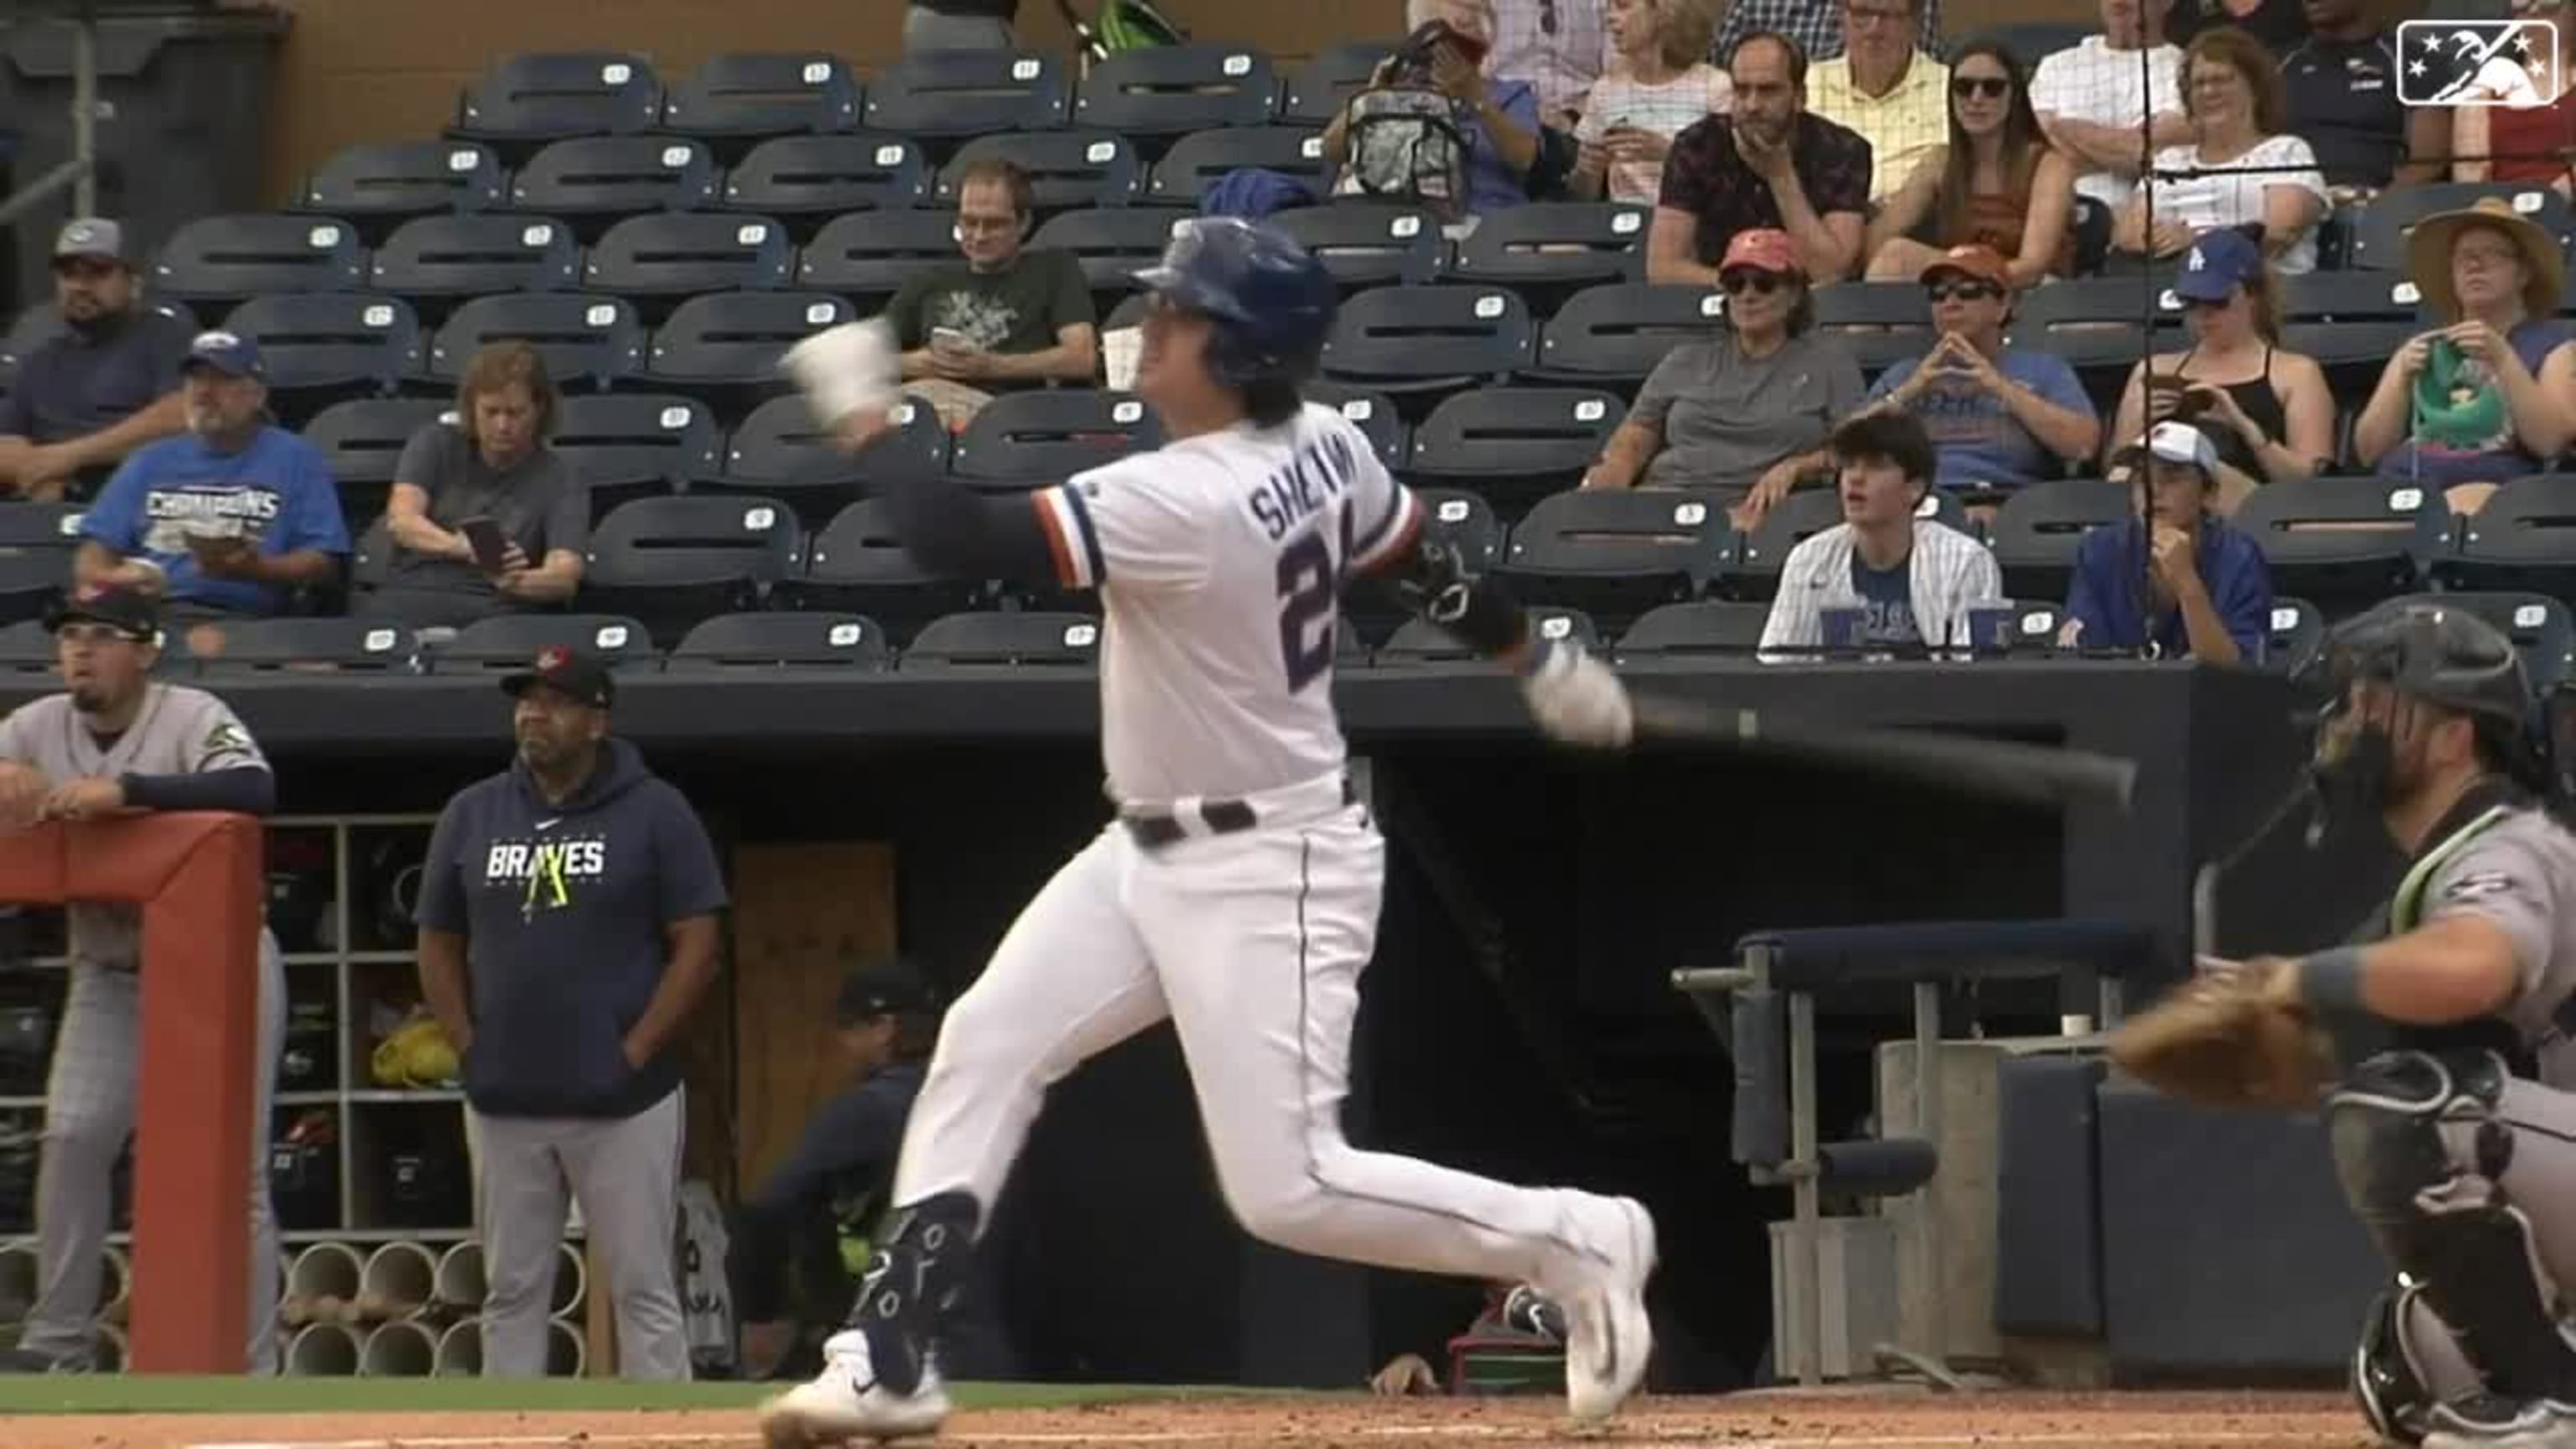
[2113,599,2576,1449]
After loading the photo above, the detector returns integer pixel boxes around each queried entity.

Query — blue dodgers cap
[181,329,266,381]
[2173,227,2262,303]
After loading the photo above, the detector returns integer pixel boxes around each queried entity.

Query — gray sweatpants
[21,936,285,1372]
[470,1087,687,1380]
[904,6,1014,51]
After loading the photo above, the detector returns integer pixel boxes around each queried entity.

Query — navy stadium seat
[1147,127,1329,205]
[1988,477,2130,604]
[668,611,891,672]
[2395,589,2576,692]
[797,210,959,299]
[937,131,1145,212]
[1072,44,1280,138]
[1031,208,1187,294]
[904,610,1100,670]
[1281,42,1397,125]
[584,212,795,297]
[2265,596,2326,676]
[2347,183,2575,271]
[1524,283,1729,388]
[1319,284,1535,401]
[862,51,1070,139]
[709,394,950,527]
[1613,599,1774,662]
[1493,489,1729,631]
[1812,283,1940,371]
[452,52,663,147]
[581,495,803,643]
[299,141,505,231]
[1272,204,1447,288]
[195,617,417,675]
[661,53,861,141]
[424,293,646,390]
[507,137,721,226]
[2280,270,2431,323]
[2434,474,2576,599]
[2232,474,2451,613]
[303,399,454,495]
[548,393,721,514]
[643,291,856,388]
[1377,605,1594,665]
[1450,202,1653,304]
[371,214,583,299]
[1299,382,1407,467]
[221,293,422,417]
[1403,387,1623,511]
[787,500,989,641]
[436,613,658,672]
[151,214,368,304]
[720,135,931,221]
[950,390,1163,493]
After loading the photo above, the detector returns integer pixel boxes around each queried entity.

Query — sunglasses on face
[1951,76,2010,99]
[1719,270,1784,294]
[1926,281,1999,303]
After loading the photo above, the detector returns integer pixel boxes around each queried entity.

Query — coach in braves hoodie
[416,646,726,1381]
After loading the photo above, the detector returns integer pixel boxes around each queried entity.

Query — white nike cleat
[758,1330,952,1446]
[1562,1195,1659,1423]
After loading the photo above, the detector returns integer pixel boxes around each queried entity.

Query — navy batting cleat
[2423,1392,2576,1449]
[757,1330,951,1446]
[1561,1195,1658,1423]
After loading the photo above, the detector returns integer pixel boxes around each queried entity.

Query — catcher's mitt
[2106,959,2336,1111]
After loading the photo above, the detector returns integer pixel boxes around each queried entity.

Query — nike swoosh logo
[534,818,561,830]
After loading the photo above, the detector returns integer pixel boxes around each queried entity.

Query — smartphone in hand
[458,517,510,574]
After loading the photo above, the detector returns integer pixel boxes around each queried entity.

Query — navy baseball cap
[182,330,267,381]
[43,582,158,641]
[501,645,615,709]
[837,958,937,1023]
[2173,227,2263,303]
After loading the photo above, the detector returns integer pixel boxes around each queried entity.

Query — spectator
[1583,229,1865,521]
[2355,196,2576,514]
[1568,0,1731,205]
[1864,38,2077,287]
[1856,244,2101,496]
[1649,32,1874,283]
[2281,0,2451,199]
[2166,0,2306,49]
[2109,28,2329,273]
[2106,227,2335,505]
[1758,411,2002,656]
[2029,0,2190,214]
[1324,0,1542,216]
[415,647,727,1381]
[884,158,1099,429]
[1709,0,1943,69]
[2062,421,2272,663]
[0,219,190,503]
[1490,0,1613,131]
[364,343,586,631]
[73,331,349,622]
[731,960,939,1382]
[1806,0,1949,210]
[2453,0,2576,191]
[905,0,1014,51]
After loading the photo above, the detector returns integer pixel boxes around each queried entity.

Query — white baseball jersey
[1032,402,1424,808]
[0,683,268,969]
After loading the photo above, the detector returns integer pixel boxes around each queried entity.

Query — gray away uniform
[0,684,284,1374]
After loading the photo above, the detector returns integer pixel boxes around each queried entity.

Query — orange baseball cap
[1920,244,2011,289]
[1717,228,1800,276]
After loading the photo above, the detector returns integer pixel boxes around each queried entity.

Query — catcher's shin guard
[2330,1051,2576,1401]
[843,1192,979,1398]
[2360,1280,2486,1446]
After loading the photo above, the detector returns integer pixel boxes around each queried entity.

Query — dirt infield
[0,1388,2375,1449]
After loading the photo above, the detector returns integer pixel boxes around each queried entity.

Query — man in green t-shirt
[884,158,1099,427]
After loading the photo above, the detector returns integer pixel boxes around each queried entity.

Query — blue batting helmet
[1131,216,1337,390]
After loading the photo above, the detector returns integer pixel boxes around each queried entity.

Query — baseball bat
[1628,691,2139,813]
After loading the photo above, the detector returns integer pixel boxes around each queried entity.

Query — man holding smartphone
[882,158,1098,429]
[365,342,588,630]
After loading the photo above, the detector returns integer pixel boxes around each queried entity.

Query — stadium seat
[2231,475,2450,613]
[1450,203,1653,305]
[371,214,584,299]
[424,293,647,391]
[0,555,64,629]
[1987,477,2131,603]
[1281,41,1397,125]
[1524,283,1727,389]
[667,611,891,672]
[2282,319,2428,383]
[0,620,60,676]
[797,210,960,299]
[2265,597,2325,676]
[861,50,1071,139]
[2279,270,2430,324]
[581,495,804,642]
[1072,44,1280,139]
[2434,473,2576,599]
[2394,589,2576,692]
[0,501,89,558]
[194,617,418,675]
[452,52,664,148]
[549,393,721,515]
[435,613,658,672]
[304,399,454,520]
[951,390,1163,493]
[1031,208,1187,295]
[1146,127,1330,205]
[643,290,855,390]
[786,499,989,641]
[1811,283,1940,371]
[2007,278,2187,365]
[1613,599,1773,662]
[584,212,796,297]
[150,214,369,304]
[1344,486,1498,640]
[1272,204,1447,288]
[1732,487,1971,602]
[219,293,422,416]
[299,141,505,233]
[507,137,721,227]
[1402,387,1624,511]
[937,131,1145,212]
[2347,183,2575,271]
[720,135,931,221]
[1493,489,1729,631]
[1319,284,1535,402]
[1299,382,1407,466]
[349,513,394,593]
[711,394,949,527]
[661,53,862,141]
[904,610,1100,670]
[1377,605,1594,665]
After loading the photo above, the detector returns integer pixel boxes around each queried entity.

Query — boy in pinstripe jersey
[1758,412,2001,656]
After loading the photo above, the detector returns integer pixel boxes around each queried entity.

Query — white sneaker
[2423,1394,2576,1449]
[1561,1195,1658,1423]
[758,1330,952,1446]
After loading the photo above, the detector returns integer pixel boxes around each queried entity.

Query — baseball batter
[2204,602,2576,1449]
[0,583,283,1374]
[761,218,1654,1445]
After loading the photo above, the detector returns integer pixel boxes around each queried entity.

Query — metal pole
[1912,979,1943,1372]
[1789,987,1820,1387]
[70,13,97,218]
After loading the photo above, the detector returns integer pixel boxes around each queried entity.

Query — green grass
[0,1375,1254,1416]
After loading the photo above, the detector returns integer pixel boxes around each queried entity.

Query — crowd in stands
[3,0,2573,678]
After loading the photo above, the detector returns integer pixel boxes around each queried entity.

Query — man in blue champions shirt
[2062,420,2273,663]
[74,330,349,621]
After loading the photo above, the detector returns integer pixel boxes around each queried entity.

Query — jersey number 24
[1275,510,1355,693]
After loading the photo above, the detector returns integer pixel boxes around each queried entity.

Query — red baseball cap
[1717,229,1800,277]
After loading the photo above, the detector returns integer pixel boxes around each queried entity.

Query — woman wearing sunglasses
[1863,38,2075,288]
[1578,228,1863,531]
[2107,25,2329,273]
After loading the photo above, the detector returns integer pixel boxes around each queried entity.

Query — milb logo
[2399,21,2561,107]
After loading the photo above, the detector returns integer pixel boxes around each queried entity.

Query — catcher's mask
[2300,600,2544,828]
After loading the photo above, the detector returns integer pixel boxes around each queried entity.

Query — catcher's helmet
[1131,216,1337,391]
[2311,599,2532,730]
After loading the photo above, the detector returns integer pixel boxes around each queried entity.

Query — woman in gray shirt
[363,343,587,630]
[1579,227,1864,531]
